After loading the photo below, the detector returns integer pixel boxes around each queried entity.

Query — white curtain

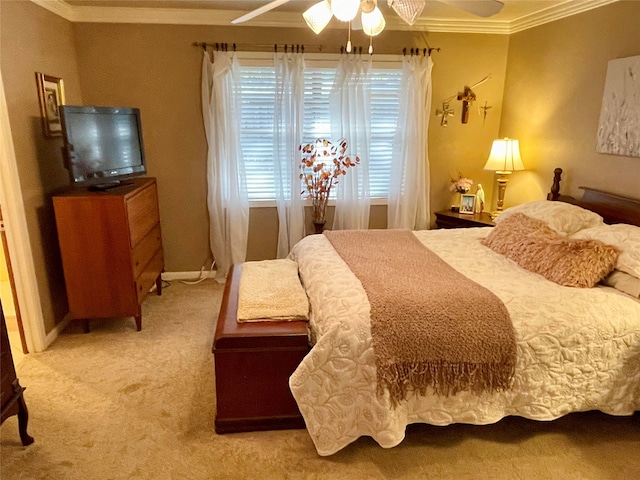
[201,50,249,281]
[388,54,433,230]
[330,53,371,230]
[273,51,306,258]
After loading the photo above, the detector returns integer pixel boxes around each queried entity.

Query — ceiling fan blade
[352,14,363,30]
[231,0,293,24]
[437,0,504,18]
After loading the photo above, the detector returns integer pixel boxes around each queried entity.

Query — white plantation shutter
[302,68,334,146]
[239,63,401,201]
[369,68,402,197]
[239,66,277,200]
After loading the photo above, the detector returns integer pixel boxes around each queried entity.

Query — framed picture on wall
[460,194,476,214]
[36,72,65,137]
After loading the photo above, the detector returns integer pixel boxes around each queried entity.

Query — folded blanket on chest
[324,229,517,406]
[237,259,309,322]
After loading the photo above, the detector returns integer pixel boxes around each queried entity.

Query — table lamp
[483,137,525,218]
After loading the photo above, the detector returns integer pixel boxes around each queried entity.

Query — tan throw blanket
[324,230,516,405]
[237,259,309,322]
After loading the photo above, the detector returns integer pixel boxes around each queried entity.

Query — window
[239,66,276,201]
[239,60,402,201]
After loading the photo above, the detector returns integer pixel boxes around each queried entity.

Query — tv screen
[59,105,147,189]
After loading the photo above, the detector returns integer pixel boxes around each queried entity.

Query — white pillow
[601,270,640,298]
[572,223,640,279]
[494,201,604,235]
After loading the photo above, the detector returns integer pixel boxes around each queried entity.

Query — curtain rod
[194,42,328,54]
[193,42,440,56]
[404,47,440,56]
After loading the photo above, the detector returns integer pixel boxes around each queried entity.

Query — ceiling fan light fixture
[360,0,377,14]
[303,0,333,34]
[387,0,425,25]
[331,0,361,22]
[362,7,386,36]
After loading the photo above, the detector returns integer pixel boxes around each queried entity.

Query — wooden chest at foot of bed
[213,264,309,434]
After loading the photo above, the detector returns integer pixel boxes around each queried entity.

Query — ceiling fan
[231,0,505,27]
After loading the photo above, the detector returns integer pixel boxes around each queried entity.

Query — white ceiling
[37,0,620,34]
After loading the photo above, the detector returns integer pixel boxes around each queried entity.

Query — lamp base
[494,172,511,213]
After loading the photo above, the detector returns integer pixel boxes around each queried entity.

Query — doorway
[0,206,27,364]
[1,71,46,355]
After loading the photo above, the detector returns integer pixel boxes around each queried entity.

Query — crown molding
[395,17,510,35]
[509,0,619,34]
[31,0,78,21]
[30,0,619,35]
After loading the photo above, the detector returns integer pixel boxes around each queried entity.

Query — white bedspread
[288,228,640,456]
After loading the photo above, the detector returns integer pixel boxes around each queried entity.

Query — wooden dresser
[53,177,164,332]
[1,304,34,445]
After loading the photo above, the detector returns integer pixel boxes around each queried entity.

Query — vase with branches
[299,138,360,233]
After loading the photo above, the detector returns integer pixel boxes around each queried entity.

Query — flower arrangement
[299,138,360,225]
[449,172,474,194]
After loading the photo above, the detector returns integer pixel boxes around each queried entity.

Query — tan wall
[500,1,640,207]
[72,23,507,265]
[1,0,84,334]
[427,32,508,214]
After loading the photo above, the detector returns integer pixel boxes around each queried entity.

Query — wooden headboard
[548,167,640,227]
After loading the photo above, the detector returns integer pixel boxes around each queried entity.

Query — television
[59,105,147,190]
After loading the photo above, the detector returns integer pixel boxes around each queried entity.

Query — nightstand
[435,210,495,229]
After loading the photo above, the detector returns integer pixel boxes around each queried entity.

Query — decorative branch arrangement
[299,138,360,228]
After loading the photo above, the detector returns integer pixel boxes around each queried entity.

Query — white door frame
[0,71,46,353]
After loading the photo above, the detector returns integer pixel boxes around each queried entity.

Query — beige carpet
[1,279,639,480]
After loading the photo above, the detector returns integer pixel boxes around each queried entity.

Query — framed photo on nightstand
[460,194,476,214]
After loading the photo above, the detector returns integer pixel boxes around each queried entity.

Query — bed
[286,170,640,456]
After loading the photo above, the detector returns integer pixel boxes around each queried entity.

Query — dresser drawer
[131,223,162,278]
[127,181,160,248]
[135,249,164,304]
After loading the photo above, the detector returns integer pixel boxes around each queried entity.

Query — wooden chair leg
[135,315,142,332]
[17,393,34,446]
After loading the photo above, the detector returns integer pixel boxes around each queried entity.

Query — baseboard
[161,270,217,281]
[45,314,72,350]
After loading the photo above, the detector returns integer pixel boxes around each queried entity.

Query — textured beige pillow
[572,223,640,279]
[494,200,604,235]
[482,213,619,288]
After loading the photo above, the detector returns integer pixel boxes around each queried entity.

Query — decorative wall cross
[436,102,455,127]
[479,101,492,126]
[436,74,492,126]
[456,86,476,124]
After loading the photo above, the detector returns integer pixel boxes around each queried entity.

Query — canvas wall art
[596,55,640,158]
